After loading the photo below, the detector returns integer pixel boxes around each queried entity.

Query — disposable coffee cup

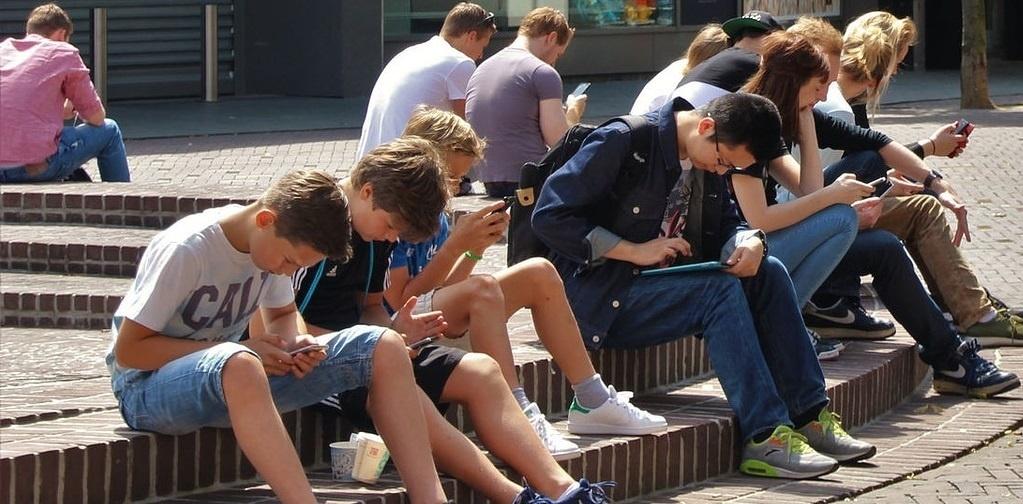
[329,441,357,482]
[351,432,390,484]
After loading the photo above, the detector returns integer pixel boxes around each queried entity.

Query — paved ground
[850,427,1023,503]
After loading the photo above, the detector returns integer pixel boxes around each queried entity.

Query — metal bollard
[203,4,219,102]
[91,7,107,104]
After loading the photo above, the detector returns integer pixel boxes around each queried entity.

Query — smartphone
[953,119,974,137]
[289,344,327,356]
[408,337,436,350]
[501,195,517,211]
[867,177,887,187]
[640,261,727,277]
[878,184,896,198]
[569,82,591,97]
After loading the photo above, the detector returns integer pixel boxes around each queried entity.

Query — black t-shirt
[677,47,760,92]
[294,233,393,331]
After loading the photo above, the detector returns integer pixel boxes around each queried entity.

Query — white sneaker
[567,386,667,436]
[523,402,581,460]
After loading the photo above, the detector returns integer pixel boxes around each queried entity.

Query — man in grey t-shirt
[466,7,586,197]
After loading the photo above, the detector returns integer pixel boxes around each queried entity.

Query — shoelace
[774,427,813,455]
[959,338,998,374]
[530,413,554,444]
[611,390,655,422]
[818,411,849,438]
[578,480,616,504]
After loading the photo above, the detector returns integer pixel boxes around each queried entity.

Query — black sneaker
[810,330,841,361]
[932,339,1021,398]
[64,167,92,182]
[804,297,896,340]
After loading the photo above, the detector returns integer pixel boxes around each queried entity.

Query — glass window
[383,0,674,38]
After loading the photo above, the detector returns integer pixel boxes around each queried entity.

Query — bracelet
[464,250,483,261]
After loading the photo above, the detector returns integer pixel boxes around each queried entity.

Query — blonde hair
[26,3,73,37]
[842,11,918,112]
[682,24,729,74]
[787,17,843,57]
[518,7,573,46]
[403,106,486,160]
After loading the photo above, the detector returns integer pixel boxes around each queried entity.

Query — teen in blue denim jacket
[532,93,876,480]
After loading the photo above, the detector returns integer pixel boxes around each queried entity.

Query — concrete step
[0,333,928,504]
[1,273,131,329]
[146,333,937,502]
[0,223,157,277]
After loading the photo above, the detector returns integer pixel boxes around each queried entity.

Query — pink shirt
[0,34,104,166]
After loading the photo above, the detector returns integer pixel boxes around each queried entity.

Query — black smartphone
[954,118,974,137]
[501,195,517,211]
[867,177,887,187]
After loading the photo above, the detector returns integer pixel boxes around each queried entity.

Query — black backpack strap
[603,114,654,164]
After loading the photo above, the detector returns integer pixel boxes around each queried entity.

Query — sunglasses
[478,11,496,28]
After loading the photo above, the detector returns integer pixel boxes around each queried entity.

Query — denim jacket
[532,97,751,349]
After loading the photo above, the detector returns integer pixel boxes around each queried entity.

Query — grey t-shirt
[466,46,564,183]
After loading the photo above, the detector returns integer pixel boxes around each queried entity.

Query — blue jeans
[767,204,858,308]
[821,230,961,365]
[604,256,829,442]
[113,325,383,435]
[0,119,130,183]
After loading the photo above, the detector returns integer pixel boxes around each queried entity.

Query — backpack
[507,115,654,266]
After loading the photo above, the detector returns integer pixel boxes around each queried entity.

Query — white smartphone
[569,82,591,97]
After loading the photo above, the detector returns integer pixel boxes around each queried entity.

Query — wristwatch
[923,170,943,189]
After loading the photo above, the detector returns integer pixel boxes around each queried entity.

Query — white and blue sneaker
[523,402,581,460]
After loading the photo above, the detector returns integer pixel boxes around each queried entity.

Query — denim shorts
[116,325,384,435]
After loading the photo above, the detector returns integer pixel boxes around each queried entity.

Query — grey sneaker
[740,425,839,479]
[797,410,876,463]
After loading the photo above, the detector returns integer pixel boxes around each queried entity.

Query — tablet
[640,261,727,277]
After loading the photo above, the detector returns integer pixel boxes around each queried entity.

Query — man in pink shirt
[0,3,130,183]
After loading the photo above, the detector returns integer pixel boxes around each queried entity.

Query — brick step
[0,334,926,504]
[643,348,1023,504]
[160,336,929,503]
[1,273,131,329]
[0,182,499,230]
[0,223,157,277]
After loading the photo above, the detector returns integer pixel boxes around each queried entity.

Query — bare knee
[467,275,504,309]
[453,353,507,395]
[520,258,564,292]
[373,330,412,364]
[222,351,266,388]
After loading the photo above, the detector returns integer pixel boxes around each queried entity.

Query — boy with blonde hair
[388,107,666,462]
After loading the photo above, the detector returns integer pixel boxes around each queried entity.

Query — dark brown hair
[259,170,352,261]
[26,3,73,37]
[741,31,829,142]
[441,2,496,38]
[352,137,450,242]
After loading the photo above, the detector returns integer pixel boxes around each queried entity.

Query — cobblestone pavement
[849,427,1023,503]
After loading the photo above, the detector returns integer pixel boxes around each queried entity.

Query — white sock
[979,309,998,323]
[555,481,580,501]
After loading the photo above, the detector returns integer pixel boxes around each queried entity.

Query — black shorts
[318,344,466,432]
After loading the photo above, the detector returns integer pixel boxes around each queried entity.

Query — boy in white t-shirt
[355,2,496,160]
[107,170,449,503]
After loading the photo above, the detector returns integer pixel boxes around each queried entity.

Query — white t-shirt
[355,36,476,159]
[631,59,687,115]
[108,205,294,385]
[779,82,854,203]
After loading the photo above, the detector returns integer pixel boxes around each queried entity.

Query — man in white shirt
[355,2,496,160]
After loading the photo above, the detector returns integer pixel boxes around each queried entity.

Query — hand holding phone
[953,119,974,137]
[867,177,887,187]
